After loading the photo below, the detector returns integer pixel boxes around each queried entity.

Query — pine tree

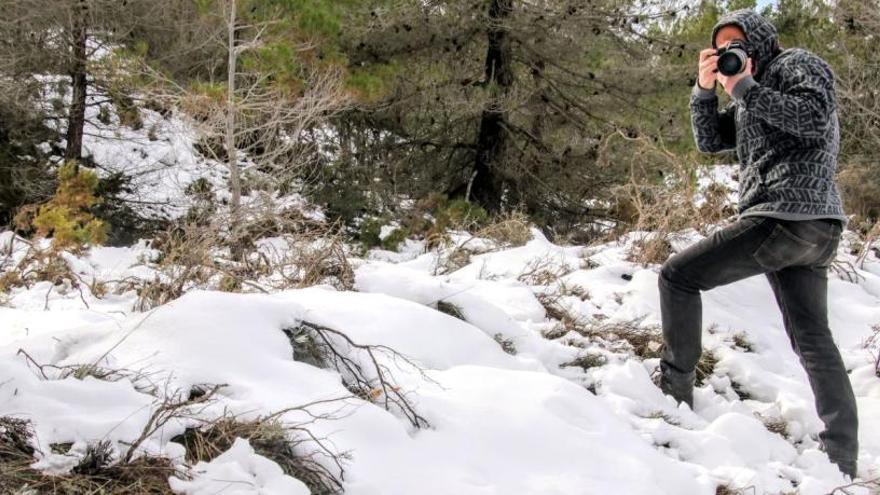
[327,0,693,233]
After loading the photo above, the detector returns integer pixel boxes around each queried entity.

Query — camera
[715,40,751,76]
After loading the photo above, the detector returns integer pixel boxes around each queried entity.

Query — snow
[0,282,706,495]
[31,72,324,223]
[2,212,879,494]
[3,102,880,495]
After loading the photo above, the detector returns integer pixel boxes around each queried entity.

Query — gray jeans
[657,215,857,476]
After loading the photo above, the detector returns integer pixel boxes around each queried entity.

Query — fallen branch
[285,321,438,429]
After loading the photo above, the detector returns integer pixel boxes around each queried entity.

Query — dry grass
[730,380,753,401]
[560,352,607,371]
[0,417,180,494]
[493,333,517,355]
[536,291,571,323]
[865,323,880,379]
[755,413,790,439]
[437,300,465,320]
[695,349,718,387]
[476,209,532,247]
[542,312,665,361]
[172,416,344,495]
[429,239,480,276]
[0,238,96,310]
[136,213,354,310]
[597,130,734,266]
[1,383,355,494]
[0,417,34,461]
[534,284,595,334]
[628,235,674,266]
[1,210,353,313]
[16,349,161,397]
[516,255,576,287]
[731,332,754,352]
[427,210,534,276]
[644,410,680,426]
[715,485,751,495]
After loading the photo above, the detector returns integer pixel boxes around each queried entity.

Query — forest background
[0,0,877,255]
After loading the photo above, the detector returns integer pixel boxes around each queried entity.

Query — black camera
[715,40,751,76]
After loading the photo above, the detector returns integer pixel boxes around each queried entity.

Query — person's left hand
[717,57,753,97]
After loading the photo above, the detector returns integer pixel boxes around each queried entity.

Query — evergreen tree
[325,0,693,234]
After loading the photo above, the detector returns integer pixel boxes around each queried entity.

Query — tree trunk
[469,0,513,213]
[226,0,246,261]
[226,0,240,218]
[65,0,88,167]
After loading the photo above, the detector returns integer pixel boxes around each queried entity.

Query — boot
[834,459,857,480]
[819,439,858,479]
[653,362,695,410]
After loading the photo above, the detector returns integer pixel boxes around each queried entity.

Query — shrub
[19,161,108,252]
[444,198,488,228]
[381,227,408,251]
[357,215,384,249]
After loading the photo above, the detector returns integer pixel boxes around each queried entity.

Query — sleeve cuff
[692,81,717,100]
[731,75,758,101]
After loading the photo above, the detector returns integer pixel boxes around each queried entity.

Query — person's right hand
[698,48,719,90]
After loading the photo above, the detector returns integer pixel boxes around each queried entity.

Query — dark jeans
[657,215,858,476]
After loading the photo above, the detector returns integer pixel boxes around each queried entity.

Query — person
[654,8,858,479]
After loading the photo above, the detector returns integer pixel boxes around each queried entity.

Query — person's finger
[699,48,716,61]
[699,55,718,66]
[699,57,718,71]
[699,54,718,65]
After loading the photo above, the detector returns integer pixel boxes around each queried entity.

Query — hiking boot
[834,459,857,480]
[652,363,695,410]
[819,439,858,479]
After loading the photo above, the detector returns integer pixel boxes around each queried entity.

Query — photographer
[654,9,858,479]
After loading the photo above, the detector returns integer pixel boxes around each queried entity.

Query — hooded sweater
[690,9,849,229]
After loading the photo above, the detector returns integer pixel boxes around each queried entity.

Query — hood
[711,9,781,81]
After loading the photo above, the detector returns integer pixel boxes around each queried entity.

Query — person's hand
[697,48,719,90]
[717,57,754,97]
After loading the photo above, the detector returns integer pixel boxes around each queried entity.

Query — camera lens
[718,48,747,76]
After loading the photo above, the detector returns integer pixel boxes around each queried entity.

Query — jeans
[657,215,858,477]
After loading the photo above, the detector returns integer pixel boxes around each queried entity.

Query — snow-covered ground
[2,183,880,494]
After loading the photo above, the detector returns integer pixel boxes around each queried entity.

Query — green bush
[381,227,408,252]
[444,198,488,228]
[357,216,384,250]
[357,216,409,252]
[20,161,108,252]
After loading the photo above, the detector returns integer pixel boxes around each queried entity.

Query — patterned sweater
[689,9,849,229]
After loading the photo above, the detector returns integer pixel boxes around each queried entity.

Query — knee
[658,261,679,287]
[659,260,698,292]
